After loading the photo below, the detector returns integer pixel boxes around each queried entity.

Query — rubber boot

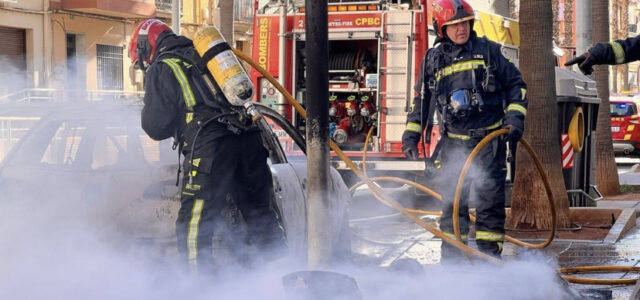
[440,239,468,265]
[476,240,502,258]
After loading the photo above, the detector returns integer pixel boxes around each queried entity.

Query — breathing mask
[448,89,483,120]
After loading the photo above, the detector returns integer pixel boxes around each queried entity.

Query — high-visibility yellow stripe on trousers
[476,230,505,241]
[187,199,205,270]
[443,231,469,241]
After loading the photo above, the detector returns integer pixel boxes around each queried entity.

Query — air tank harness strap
[195,42,232,74]
[174,135,183,186]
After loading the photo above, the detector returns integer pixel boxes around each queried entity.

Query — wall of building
[0,0,256,96]
[179,0,254,58]
[469,0,510,17]
[0,0,48,91]
[50,13,138,92]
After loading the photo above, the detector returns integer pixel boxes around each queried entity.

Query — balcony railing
[0,88,144,104]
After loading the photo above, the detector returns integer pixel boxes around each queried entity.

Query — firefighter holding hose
[129,19,284,273]
[401,0,528,261]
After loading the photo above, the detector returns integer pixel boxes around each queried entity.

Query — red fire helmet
[432,0,475,38]
[128,19,172,65]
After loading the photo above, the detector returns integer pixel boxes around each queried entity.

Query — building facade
[0,0,255,100]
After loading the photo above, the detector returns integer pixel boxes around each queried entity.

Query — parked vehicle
[610,95,640,155]
[0,101,351,262]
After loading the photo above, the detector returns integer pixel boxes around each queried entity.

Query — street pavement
[616,157,639,174]
[349,175,640,299]
[617,156,640,187]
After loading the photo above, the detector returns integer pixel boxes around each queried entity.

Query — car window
[0,117,40,164]
[610,102,637,117]
[9,117,171,170]
[139,134,175,165]
[90,125,132,169]
[40,122,86,166]
[264,118,304,159]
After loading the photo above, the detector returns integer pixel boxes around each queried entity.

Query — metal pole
[216,0,234,44]
[305,0,331,268]
[172,0,181,35]
[575,0,592,56]
[43,0,51,87]
[278,0,288,115]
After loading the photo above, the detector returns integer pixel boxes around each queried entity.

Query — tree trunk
[593,0,621,196]
[611,0,619,93]
[508,0,572,230]
[621,0,629,91]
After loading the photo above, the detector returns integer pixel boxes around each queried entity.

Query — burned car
[0,101,351,263]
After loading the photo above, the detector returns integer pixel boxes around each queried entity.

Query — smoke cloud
[0,189,570,300]
[0,149,570,300]
[0,64,569,298]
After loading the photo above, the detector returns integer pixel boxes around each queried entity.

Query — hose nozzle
[244,102,263,122]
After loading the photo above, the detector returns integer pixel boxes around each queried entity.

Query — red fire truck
[250,0,519,185]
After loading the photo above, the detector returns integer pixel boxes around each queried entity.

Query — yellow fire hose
[234,49,500,263]
[354,111,638,285]
[232,48,638,285]
[452,129,556,249]
[361,126,443,216]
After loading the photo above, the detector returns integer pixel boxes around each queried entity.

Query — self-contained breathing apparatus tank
[193,26,254,107]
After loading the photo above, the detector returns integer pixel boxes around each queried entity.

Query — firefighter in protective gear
[565,36,640,75]
[130,19,285,273]
[401,0,528,261]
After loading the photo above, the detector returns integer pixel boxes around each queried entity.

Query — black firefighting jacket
[589,35,640,65]
[141,34,257,155]
[402,32,528,145]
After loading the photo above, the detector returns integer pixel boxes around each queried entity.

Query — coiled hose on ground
[232,48,640,285]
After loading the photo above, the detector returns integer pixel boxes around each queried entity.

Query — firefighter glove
[504,124,523,143]
[564,52,596,75]
[402,142,419,160]
[402,131,421,160]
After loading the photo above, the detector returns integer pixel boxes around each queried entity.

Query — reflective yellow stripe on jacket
[435,59,486,81]
[161,58,197,110]
[506,103,527,116]
[405,122,422,133]
[610,41,625,64]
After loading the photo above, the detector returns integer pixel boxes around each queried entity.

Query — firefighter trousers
[175,131,285,273]
[434,136,507,262]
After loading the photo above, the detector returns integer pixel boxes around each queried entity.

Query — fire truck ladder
[379,10,415,146]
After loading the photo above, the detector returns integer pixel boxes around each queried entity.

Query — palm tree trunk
[611,0,619,93]
[621,0,629,91]
[593,0,621,196]
[508,0,571,230]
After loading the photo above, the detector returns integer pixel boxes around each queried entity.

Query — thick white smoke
[0,193,570,300]
[0,159,570,300]
[0,79,570,299]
